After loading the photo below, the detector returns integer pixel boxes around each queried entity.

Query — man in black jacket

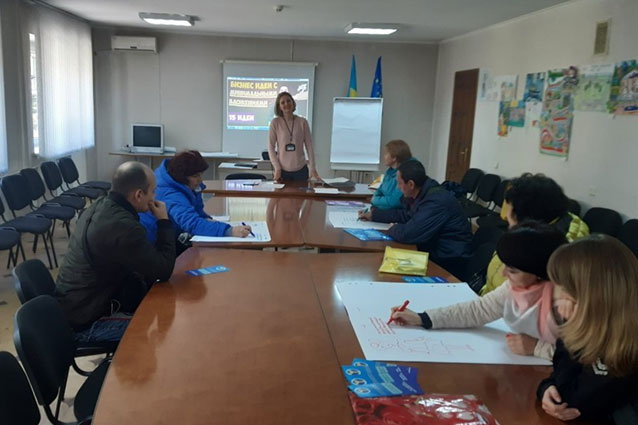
[359,160,472,278]
[56,161,176,343]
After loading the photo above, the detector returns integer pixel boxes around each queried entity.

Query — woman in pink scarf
[390,221,569,360]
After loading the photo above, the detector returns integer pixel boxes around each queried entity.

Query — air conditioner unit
[111,36,157,52]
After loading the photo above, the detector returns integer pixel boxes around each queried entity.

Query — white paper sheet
[328,210,392,230]
[259,182,285,189]
[314,188,340,194]
[200,152,240,158]
[322,177,350,184]
[210,215,230,222]
[190,221,271,243]
[336,281,550,365]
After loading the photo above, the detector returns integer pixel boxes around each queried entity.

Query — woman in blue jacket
[140,150,251,243]
[371,140,413,210]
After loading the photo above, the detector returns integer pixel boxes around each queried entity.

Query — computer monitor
[131,123,164,153]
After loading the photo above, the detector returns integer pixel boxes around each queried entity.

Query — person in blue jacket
[359,159,472,278]
[371,139,413,210]
[140,150,251,244]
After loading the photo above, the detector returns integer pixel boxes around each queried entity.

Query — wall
[429,0,638,218]
[91,28,439,180]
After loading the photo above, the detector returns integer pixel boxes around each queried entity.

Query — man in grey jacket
[56,161,176,343]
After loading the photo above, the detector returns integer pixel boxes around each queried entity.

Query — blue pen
[241,221,256,237]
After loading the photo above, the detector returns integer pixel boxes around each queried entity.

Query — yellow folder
[378,246,429,276]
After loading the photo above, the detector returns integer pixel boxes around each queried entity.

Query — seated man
[56,161,176,343]
[359,160,472,278]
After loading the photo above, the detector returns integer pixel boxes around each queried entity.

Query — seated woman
[140,150,251,243]
[371,139,414,210]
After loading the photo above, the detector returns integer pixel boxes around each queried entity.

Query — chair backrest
[567,199,581,216]
[460,168,484,194]
[0,351,41,425]
[464,241,498,290]
[618,219,638,257]
[475,174,501,203]
[1,174,34,212]
[13,259,56,304]
[225,173,267,180]
[20,168,48,201]
[40,161,64,192]
[583,207,623,236]
[57,157,80,185]
[471,225,505,252]
[491,179,510,207]
[14,295,76,409]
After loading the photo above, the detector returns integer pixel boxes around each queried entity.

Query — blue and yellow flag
[371,57,382,97]
[348,55,357,97]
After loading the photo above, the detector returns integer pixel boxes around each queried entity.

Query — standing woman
[268,92,320,181]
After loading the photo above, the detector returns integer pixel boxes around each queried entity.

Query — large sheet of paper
[328,210,392,230]
[336,281,550,365]
[190,221,271,243]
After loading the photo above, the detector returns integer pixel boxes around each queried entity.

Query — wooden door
[445,69,479,182]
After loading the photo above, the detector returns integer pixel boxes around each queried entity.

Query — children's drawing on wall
[523,72,545,102]
[498,101,510,136]
[574,64,613,112]
[478,69,493,101]
[507,100,525,127]
[495,75,518,102]
[539,68,575,158]
[608,60,638,115]
[526,101,542,128]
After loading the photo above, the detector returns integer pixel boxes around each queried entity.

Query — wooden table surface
[202,179,374,199]
[91,249,597,425]
[195,196,415,252]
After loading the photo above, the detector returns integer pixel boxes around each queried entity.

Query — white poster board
[336,281,550,365]
[330,97,383,171]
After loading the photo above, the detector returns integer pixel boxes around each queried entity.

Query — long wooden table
[194,196,415,252]
[202,179,374,199]
[92,249,588,425]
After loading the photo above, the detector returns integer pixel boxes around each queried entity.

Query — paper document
[191,221,271,243]
[314,188,340,194]
[200,152,239,158]
[322,177,350,184]
[219,162,254,169]
[336,281,550,365]
[259,182,285,189]
[210,215,230,222]
[328,210,392,230]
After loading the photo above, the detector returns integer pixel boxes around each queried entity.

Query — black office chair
[470,225,505,253]
[40,161,102,201]
[58,157,111,193]
[0,192,55,269]
[464,242,498,293]
[0,351,41,425]
[14,295,110,425]
[225,173,267,180]
[567,198,581,216]
[618,219,638,257]
[13,259,116,375]
[459,168,484,198]
[474,179,510,226]
[462,174,501,218]
[21,167,86,212]
[0,226,21,269]
[583,207,623,237]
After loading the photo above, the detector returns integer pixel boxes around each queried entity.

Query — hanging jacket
[140,159,230,243]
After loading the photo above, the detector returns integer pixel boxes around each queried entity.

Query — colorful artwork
[539,68,576,158]
[526,101,542,128]
[478,69,492,101]
[608,60,638,115]
[485,75,517,102]
[524,72,545,102]
[507,100,525,127]
[498,101,509,136]
[574,64,613,112]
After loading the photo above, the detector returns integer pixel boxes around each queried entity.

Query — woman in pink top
[268,92,320,181]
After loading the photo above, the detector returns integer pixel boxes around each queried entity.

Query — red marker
[387,300,410,325]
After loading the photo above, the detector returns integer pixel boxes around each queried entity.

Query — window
[29,8,94,158]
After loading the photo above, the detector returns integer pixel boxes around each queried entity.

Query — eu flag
[370,57,383,97]
[348,55,357,97]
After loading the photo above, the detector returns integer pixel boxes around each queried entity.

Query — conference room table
[202,179,375,199]
[194,195,416,252]
[91,249,590,425]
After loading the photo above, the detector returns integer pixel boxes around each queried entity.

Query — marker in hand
[241,221,256,237]
[387,300,410,325]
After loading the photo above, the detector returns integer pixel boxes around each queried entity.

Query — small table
[202,179,374,199]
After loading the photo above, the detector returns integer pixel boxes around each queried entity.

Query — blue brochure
[402,276,448,283]
[186,265,230,276]
[344,228,393,241]
[342,359,424,398]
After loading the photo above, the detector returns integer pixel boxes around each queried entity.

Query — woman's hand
[541,385,581,421]
[357,208,372,221]
[389,307,422,326]
[506,333,537,356]
[231,225,252,238]
[273,169,282,181]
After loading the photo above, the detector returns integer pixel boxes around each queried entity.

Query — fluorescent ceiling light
[139,12,194,27]
[345,23,398,35]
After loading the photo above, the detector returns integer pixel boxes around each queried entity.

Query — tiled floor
[0,219,104,424]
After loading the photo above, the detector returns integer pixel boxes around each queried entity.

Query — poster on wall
[498,101,510,136]
[507,100,525,127]
[523,72,545,102]
[485,75,517,102]
[574,64,613,112]
[478,69,493,101]
[539,68,576,158]
[526,101,543,127]
[608,60,638,115]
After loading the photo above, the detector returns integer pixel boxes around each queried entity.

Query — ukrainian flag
[371,57,382,98]
[348,55,357,97]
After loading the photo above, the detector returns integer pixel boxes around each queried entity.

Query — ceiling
[45,0,573,43]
